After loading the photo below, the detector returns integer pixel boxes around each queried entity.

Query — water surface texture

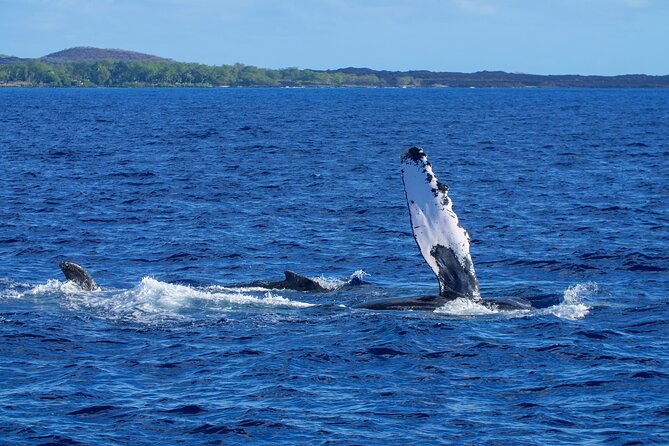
[1,88,668,444]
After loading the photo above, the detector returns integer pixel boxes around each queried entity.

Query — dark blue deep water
[1,88,668,445]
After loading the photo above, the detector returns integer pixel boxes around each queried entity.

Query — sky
[1,0,668,75]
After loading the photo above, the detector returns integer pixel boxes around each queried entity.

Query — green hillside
[1,47,667,88]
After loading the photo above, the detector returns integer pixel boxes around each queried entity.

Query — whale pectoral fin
[59,261,98,291]
[430,244,479,298]
[401,147,480,298]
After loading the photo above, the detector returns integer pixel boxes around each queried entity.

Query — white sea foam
[433,297,499,316]
[433,282,597,320]
[26,279,72,295]
[0,279,30,300]
[313,275,346,290]
[205,285,276,293]
[3,279,91,298]
[314,269,368,291]
[128,277,312,307]
[23,276,314,324]
[2,289,23,299]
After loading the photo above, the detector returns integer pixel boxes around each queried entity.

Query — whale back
[283,271,326,292]
[400,147,479,298]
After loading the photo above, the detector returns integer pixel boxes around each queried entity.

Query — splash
[544,282,597,320]
[314,270,368,291]
[120,277,313,309]
[433,297,499,316]
[348,269,368,285]
[28,279,73,295]
[20,277,314,324]
[432,282,597,320]
[205,285,277,293]
[2,279,87,298]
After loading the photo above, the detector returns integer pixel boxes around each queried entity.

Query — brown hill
[40,47,172,63]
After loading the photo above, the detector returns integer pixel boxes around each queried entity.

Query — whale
[56,147,529,311]
[356,147,531,312]
[232,271,329,292]
[59,261,99,291]
[235,270,367,291]
[58,261,360,293]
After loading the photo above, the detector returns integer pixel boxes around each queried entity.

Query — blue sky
[1,0,667,75]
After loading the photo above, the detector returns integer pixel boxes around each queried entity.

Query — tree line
[2,59,666,88]
[0,60,419,88]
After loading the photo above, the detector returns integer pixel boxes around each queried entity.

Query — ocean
[1,87,667,444]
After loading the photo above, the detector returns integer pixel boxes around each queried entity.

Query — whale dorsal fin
[400,147,479,298]
[59,261,99,291]
[283,271,325,292]
[284,270,302,282]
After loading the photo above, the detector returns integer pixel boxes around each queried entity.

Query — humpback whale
[234,271,328,292]
[58,262,358,293]
[357,147,530,312]
[59,261,99,291]
[237,270,367,291]
[56,147,528,311]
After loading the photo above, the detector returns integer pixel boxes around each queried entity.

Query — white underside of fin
[401,147,479,298]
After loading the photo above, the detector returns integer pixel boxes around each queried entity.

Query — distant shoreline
[3,84,669,89]
[2,47,668,88]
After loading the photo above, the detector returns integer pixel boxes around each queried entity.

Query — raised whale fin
[59,261,98,291]
[400,147,480,298]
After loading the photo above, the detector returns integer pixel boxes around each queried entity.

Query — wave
[9,277,314,324]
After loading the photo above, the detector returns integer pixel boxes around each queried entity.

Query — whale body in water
[58,261,358,293]
[356,147,530,311]
[232,270,353,292]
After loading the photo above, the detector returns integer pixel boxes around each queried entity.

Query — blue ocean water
[0,88,667,445]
